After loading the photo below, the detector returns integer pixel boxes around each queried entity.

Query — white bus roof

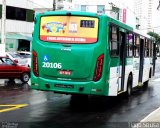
[133,29,153,39]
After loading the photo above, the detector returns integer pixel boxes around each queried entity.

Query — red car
[0,56,30,83]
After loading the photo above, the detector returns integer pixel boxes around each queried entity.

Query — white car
[17,51,31,67]
[6,52,28,66]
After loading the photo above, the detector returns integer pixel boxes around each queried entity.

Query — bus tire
[149,68,152,78]
[126,75,133,97]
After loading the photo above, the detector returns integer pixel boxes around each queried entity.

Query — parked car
[17,51,31,67]
[0,56,30,83]
[6,52,28,66]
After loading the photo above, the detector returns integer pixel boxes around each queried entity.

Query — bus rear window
[40,16,98,44]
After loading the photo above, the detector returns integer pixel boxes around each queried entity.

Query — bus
[31,11,156,97]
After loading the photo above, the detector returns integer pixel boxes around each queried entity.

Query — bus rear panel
[31,11,109,96]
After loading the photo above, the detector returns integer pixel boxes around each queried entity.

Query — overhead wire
[139,26,160,30]
[27,0,51,8]
[36,0,53,6]
[118,1,148,20]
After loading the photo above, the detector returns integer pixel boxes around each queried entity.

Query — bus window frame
[109,24,119,57]
[38,15,100,44]
[126,32,134,57]
[145,38,150,57]
[134,34,140,58]
[150,40,153,57]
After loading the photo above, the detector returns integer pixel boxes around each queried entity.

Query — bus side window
[127,32,133,57]
[150,41,153,57]
[145,39,150,57]
[144,39,147,57]
[134,35,140,57]
[109,25,119,57]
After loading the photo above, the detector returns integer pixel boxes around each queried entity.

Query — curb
[141,107,160,122]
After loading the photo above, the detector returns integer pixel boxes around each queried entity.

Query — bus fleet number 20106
[42,62,62,69]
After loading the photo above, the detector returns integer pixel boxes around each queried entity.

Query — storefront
[0,33,32,52]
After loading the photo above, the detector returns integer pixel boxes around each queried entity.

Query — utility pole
[53,0,56,11]
[0,0,6,53]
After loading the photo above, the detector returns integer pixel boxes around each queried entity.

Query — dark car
[0,56,30,83]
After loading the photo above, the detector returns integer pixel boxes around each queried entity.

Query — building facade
[0,0,34,52]
[134,0,160,34]
[71,0,137,29]
[134,0,153,33]
[71,0,160,34]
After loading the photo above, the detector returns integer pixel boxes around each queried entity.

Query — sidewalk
[141,107,160,122]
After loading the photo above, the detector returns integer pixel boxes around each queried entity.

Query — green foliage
[147,31,160,44]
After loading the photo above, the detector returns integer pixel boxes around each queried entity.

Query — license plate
[59,70,72,75]
[54,84,74,89]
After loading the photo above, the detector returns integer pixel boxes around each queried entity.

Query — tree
[147,31,160,44]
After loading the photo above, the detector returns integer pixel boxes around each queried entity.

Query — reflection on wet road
[0,75,160,128]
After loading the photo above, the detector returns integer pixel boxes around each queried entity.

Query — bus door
[118,31,126,92]
[153,42,156,76]
[139,38,144,84]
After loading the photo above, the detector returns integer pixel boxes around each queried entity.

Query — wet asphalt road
[0,62,160,128]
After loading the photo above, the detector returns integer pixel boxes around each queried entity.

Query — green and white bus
[31,11,156,97]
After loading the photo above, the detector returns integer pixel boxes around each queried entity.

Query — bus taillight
[33,50,39,77]
[93,54,104,82]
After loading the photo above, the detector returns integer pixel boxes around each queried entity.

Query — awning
[0,33,32,41]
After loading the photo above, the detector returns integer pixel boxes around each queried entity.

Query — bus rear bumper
[31,76,108,95]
